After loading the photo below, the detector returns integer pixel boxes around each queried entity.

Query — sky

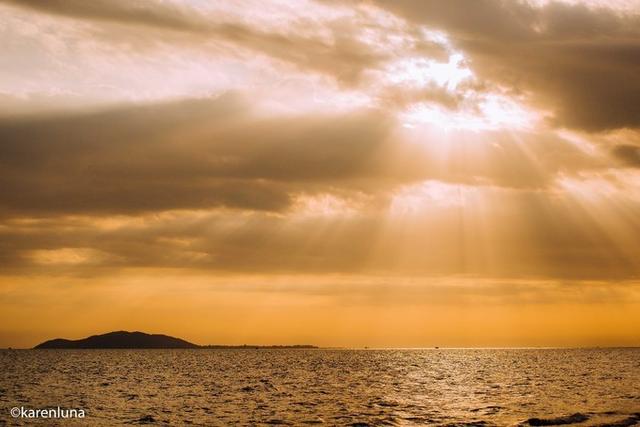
[1,0,639,348]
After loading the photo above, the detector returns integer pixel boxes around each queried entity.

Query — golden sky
[1,0,639,348]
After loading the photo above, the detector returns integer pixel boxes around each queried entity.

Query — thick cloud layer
[0,2,636,276]
[0,91,607,219]
[1,90,633,278]
[371,0,640,131]
[0,95,395,216]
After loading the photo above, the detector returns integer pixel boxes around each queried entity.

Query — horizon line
[5,345,640,350]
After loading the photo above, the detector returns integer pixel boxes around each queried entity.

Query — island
[34,331,317,349]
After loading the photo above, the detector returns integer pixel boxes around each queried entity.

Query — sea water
[1,348,639,426]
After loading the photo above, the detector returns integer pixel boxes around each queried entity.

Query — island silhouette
[34,331,316,349]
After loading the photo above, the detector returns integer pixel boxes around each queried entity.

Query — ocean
[1,348,639,426]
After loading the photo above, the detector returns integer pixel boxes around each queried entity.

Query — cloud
[3,0,639,130]
[0,0,205,31]
[2,180,640,279]
[0,0,448,87]
[369,0,640,131]
[612,144,640,167]
[0,0,637,283]
[0,91,609,223]
[0,94,398,217]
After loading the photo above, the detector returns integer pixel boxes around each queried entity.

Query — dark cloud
[0,0,202,31]
[0,94,398,217]
[0,93,605,219]
[612,144,640,167]
[370,0,640,131]
[2,186,640,280]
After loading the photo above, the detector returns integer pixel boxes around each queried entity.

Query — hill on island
[33,331,318,349]
[34,331,198,349]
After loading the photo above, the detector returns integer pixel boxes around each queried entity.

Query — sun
[381,50,539,131]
